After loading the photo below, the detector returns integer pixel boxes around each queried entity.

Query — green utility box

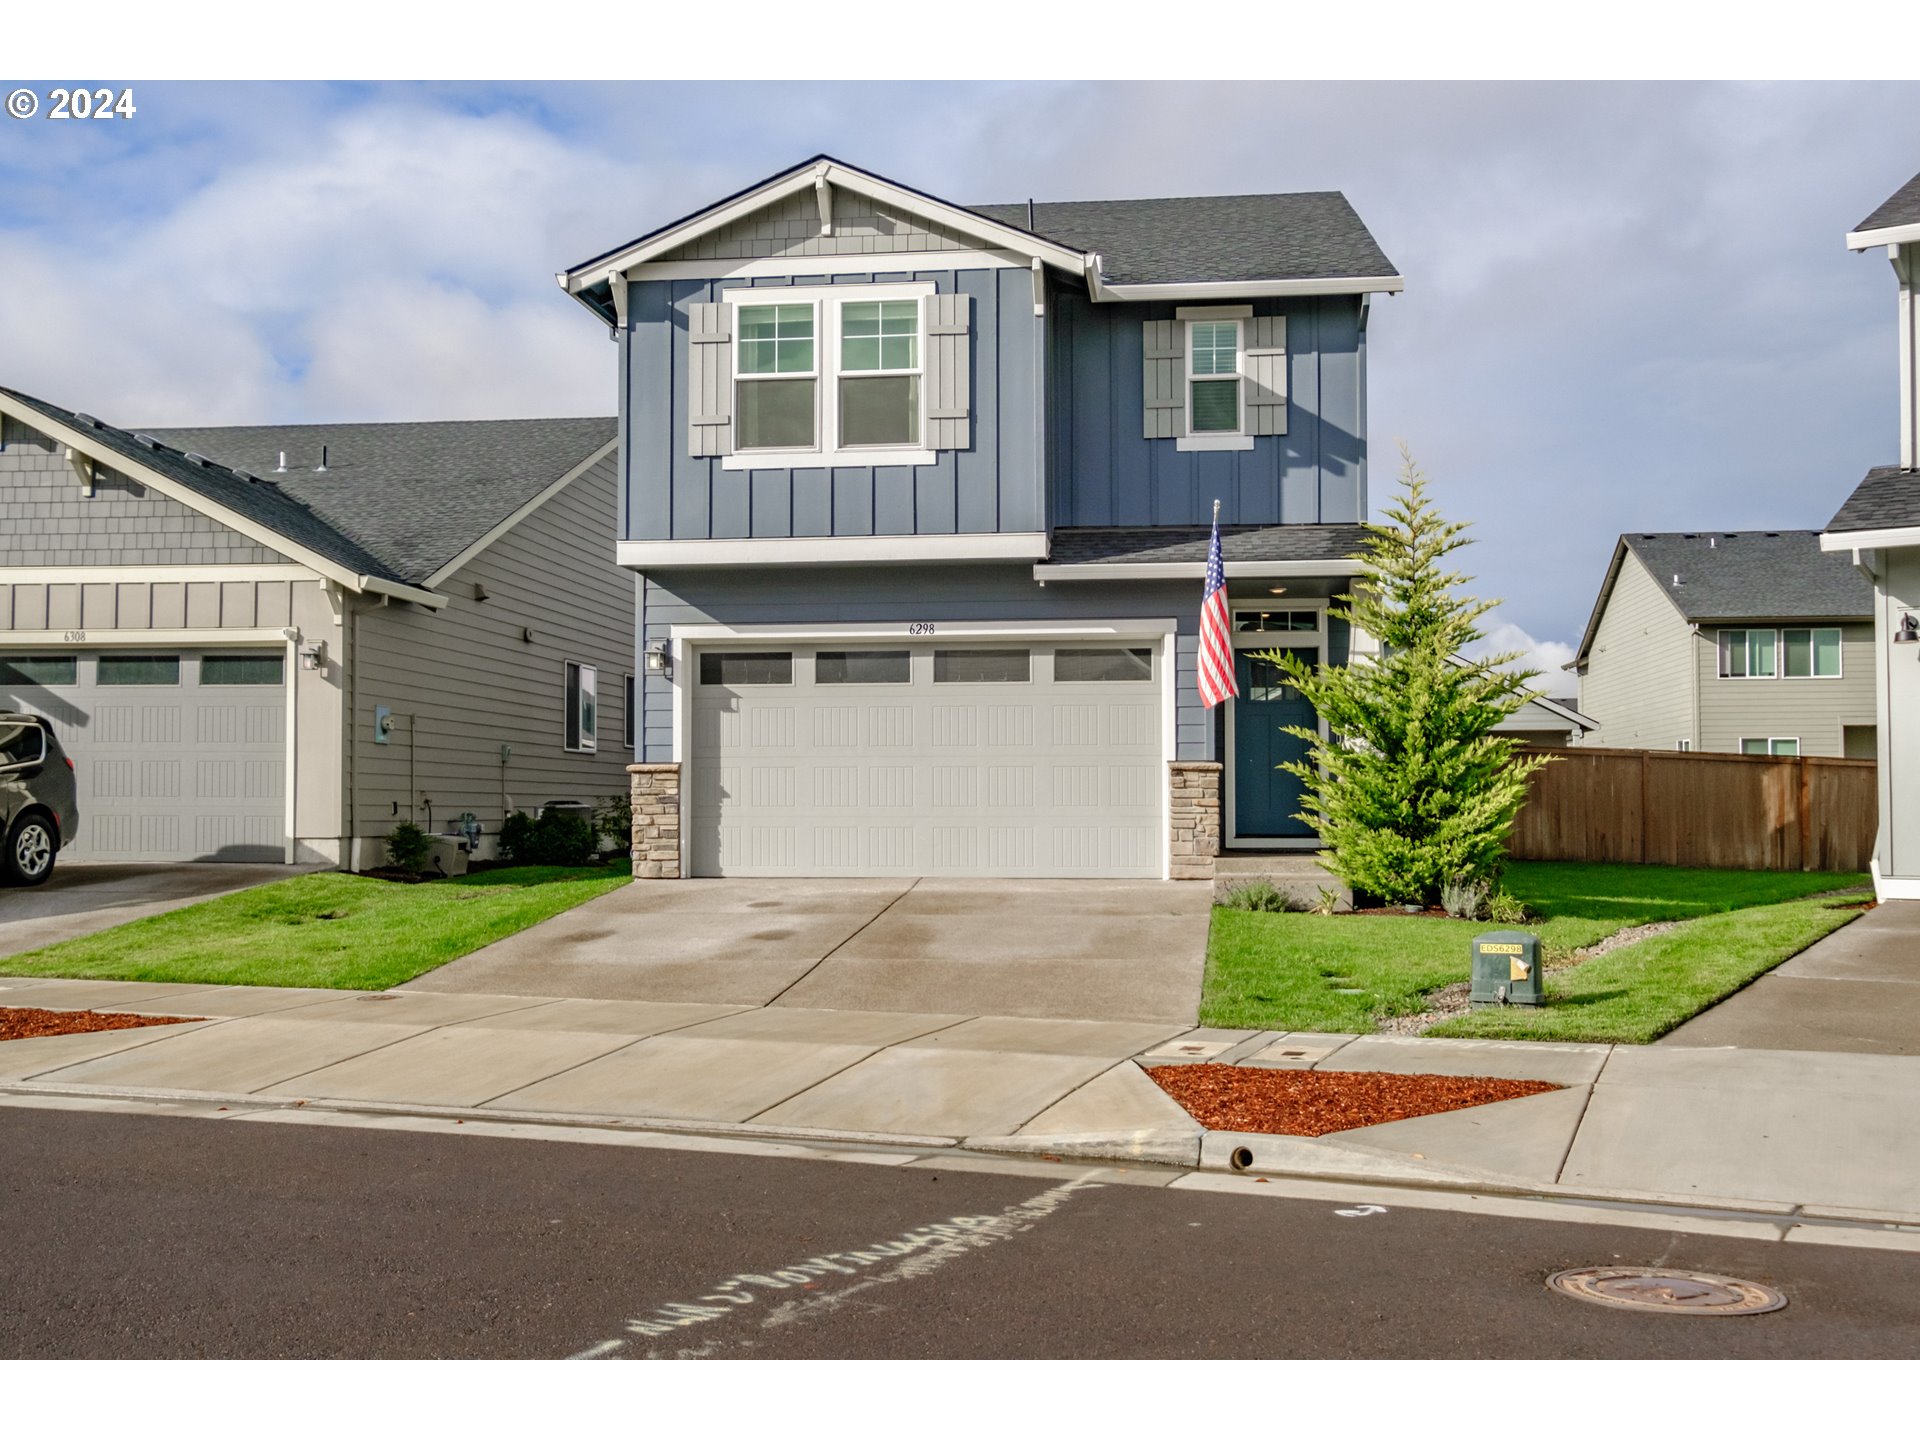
[1470,930,1544,1007]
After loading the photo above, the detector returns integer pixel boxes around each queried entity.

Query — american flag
[1197,506,1237,708]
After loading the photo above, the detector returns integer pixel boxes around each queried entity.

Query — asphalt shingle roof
[1825,465,1920,534]
[150,416,616,586]
[1857,170,1920,233]
[1048,524,1371,566]
[968,194,1398,286]
[1621,531,1872,622]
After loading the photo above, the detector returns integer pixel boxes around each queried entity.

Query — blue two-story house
[562,156,1400,881]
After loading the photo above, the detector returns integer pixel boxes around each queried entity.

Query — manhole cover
[1547,1267,1786,1316]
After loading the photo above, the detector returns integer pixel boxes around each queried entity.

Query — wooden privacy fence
[1507,746,1876,873]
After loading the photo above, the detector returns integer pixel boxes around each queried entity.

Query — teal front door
[1232,651,1319,839]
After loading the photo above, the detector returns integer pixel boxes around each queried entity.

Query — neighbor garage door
[0,648,287,862]
[690,641,1163,877]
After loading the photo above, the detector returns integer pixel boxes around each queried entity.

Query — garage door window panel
[699,652,794,687]
[934,649,1031,684]
[200,654,285,686]
[98,655,180,686]
[1054,648,1154,683]
[1,656,77,686]
[816,650,911,685]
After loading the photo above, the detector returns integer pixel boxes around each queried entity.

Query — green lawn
[1201,861,1868,1044]
[0,862,632,991]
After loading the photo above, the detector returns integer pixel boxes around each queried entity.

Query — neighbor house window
[97,654,180,686]
[564,661,597,752]
[735,303,817,450]
[623,674,635,751]
[1782,627,1841,679]
[839,300,920,447]
[199,654,284,686]
[1188,320,1241,434]
[1717,629,1776,679]
[1741,737,1799,757]
[0,656,77,686]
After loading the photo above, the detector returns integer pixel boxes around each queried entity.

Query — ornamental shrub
[386,821,432,875]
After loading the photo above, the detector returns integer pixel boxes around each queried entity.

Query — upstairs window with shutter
[736,302,817,451]
[839,299,920,447]
[1188,320,1241,434]
[1148,306,1286,452]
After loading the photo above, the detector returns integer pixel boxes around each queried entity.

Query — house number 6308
[907,622,937,635]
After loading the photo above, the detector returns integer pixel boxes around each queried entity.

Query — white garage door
[1,648,287,862]
[690,641,1163,877]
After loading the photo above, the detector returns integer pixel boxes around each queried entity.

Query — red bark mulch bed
[1147,1063,1560,1137]
[0,1006,201,1043]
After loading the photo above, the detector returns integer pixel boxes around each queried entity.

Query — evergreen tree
[1260,448,1551,905]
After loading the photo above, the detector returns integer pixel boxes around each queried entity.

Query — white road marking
[1335,1204,1389,1218]
[568,1176,1100,1360]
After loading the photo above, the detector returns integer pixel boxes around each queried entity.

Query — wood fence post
[1798,756,1812,873]
[1639,750,1650,864]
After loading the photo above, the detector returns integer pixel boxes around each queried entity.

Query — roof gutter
[1033,558,1369,582]
[1847,223,1920,251]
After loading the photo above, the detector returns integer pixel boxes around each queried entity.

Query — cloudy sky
[3,80,1916,682]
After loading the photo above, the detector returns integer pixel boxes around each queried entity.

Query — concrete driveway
[0,864,300,960]
[406,878,1213,1024]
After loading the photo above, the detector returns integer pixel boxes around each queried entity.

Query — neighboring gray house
[560,154,1402,879]
[0,387,632,869]
[1494,691,1595,748]
[1571,531,1875,758]
[1822,166,1920,901]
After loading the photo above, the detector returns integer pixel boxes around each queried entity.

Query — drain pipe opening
[1230,1146,1255,1173]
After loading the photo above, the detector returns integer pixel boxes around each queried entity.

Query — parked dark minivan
[0,711,78,885]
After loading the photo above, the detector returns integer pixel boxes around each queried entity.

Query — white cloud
[1464,620,1579,698]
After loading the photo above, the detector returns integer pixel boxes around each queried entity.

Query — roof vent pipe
[315,445,328,474]
[275,451,287,473]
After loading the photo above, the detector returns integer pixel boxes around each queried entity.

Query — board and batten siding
[347,453,636,851]
[1046,289,1365,527]
[0,575,303,633]
[622,265,1042,542]
[1576,552,1696,750]
[1693,622,1876,757]
[1,420,286,566]
[636,564,1236,769]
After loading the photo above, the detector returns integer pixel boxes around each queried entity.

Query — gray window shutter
[687,300,733,457]
[1245,315,1288,435]
[1143,319,1186,439]
[924,293,972,450]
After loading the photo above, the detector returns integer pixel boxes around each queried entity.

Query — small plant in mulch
[0,1007,201,1043]
[386,821,432,875]
[1145,1063,1558,1137]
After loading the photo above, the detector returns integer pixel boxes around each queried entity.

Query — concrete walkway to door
[406,878,1213,1024]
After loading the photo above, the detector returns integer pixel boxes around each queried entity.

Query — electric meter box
[1470,930,1544,1007]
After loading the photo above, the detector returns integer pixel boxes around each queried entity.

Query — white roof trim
[1033,558,1367,582]
[566,161,1088,294]
[619,532,1049,569]
[1847,223,1920,251]
[1821,524,1920,552]
[424,437,618,587]
[0,391,445,609]
[1100,276,1405,302]
[627,249,1030,282]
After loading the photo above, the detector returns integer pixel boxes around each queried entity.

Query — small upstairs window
[1782,627,1841,679]
[736,303,816,451]
[1717,629,1776,679]
[1188,320,1241,434]
[839,300,920,448]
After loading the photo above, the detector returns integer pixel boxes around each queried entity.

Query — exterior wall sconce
[1895,612,1919,645]
[298,641,327,672]
[644,640,672,675]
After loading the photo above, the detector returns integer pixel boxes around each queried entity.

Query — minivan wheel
[4,814,56,886]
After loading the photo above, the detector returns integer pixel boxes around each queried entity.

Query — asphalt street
[2,1105,1916,1359]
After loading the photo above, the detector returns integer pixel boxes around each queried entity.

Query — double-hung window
[1717,629,1776,679]
[1188,320,1241,435]
[839,300,920,447]
[727,283,933,466]
[735,303,817,451]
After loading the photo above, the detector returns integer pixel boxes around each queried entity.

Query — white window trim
[1779,625,1844,680]
[1739,736,1800,757]
[564,660,598,753]
[1181,314,1250,453]
[723,281,937,470]
[1717,627,1780,680]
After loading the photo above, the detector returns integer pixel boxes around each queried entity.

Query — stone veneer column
[1168,761,1222,881]
[627,763,682,879]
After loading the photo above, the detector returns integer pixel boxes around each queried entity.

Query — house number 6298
[907,622,936,635]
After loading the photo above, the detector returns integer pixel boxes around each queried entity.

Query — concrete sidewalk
[2,975,1918,1222]
[1661,900,1920,1055]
